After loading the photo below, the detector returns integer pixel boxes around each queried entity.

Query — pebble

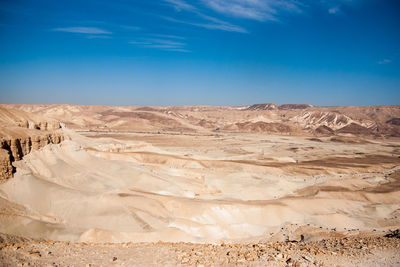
[302,255,314,263]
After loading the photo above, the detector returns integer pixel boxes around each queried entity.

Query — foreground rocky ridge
[0,232,399,266]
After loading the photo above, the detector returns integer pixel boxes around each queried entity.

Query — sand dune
[0,126,399,244]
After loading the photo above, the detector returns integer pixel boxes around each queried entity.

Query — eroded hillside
[3,103,400,137]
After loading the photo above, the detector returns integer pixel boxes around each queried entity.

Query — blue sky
[0,0,399,106]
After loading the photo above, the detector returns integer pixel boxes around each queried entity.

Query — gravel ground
[1,232,399,266]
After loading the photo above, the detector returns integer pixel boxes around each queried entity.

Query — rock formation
[0,134,66,181]
[0,149,13,182]
[0,106,65,181]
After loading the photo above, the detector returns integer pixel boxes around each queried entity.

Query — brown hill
[294,111,352,130]
[246,103,277,110]
[336,123,374,135]
[387,118,400,126]
[278,104,312,110]
[246,103,312,111]
[223,121,297,134]
[314,125,335,135]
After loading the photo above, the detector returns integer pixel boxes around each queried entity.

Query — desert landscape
[1,0,399,265]
[0,103,399,266]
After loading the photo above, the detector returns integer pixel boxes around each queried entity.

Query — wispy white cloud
[378,59,392,65]
[120,25,141,31]
[148,33,186,40]
[201,0,302,22]
[328,6,340,14]
[164,0,196,11]
[164,0,360,27]
[323,0,362,15]
[163,0,247,33]
[86,35,112,39]
[130,38,189,52]
[193,21,247,32]
[163,16,247,33]
[162,0,307,33]
[53,27,112,34]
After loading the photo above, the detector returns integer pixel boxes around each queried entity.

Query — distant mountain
[2,103,399,137]
[246,103,312,111]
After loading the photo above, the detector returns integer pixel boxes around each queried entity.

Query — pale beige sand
[0,128,399,244]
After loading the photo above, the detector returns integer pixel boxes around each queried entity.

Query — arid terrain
[0,103,400,266]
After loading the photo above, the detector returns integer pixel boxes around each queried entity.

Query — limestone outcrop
[0,149,13,182]
[0,106,66,181]
[16,120,62,131]
[0,133,66,181]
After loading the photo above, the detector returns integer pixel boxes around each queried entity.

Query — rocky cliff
[0,133,66,181]
[0,149,13,182]
[0,106,67,182]
[16,120,62,131]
